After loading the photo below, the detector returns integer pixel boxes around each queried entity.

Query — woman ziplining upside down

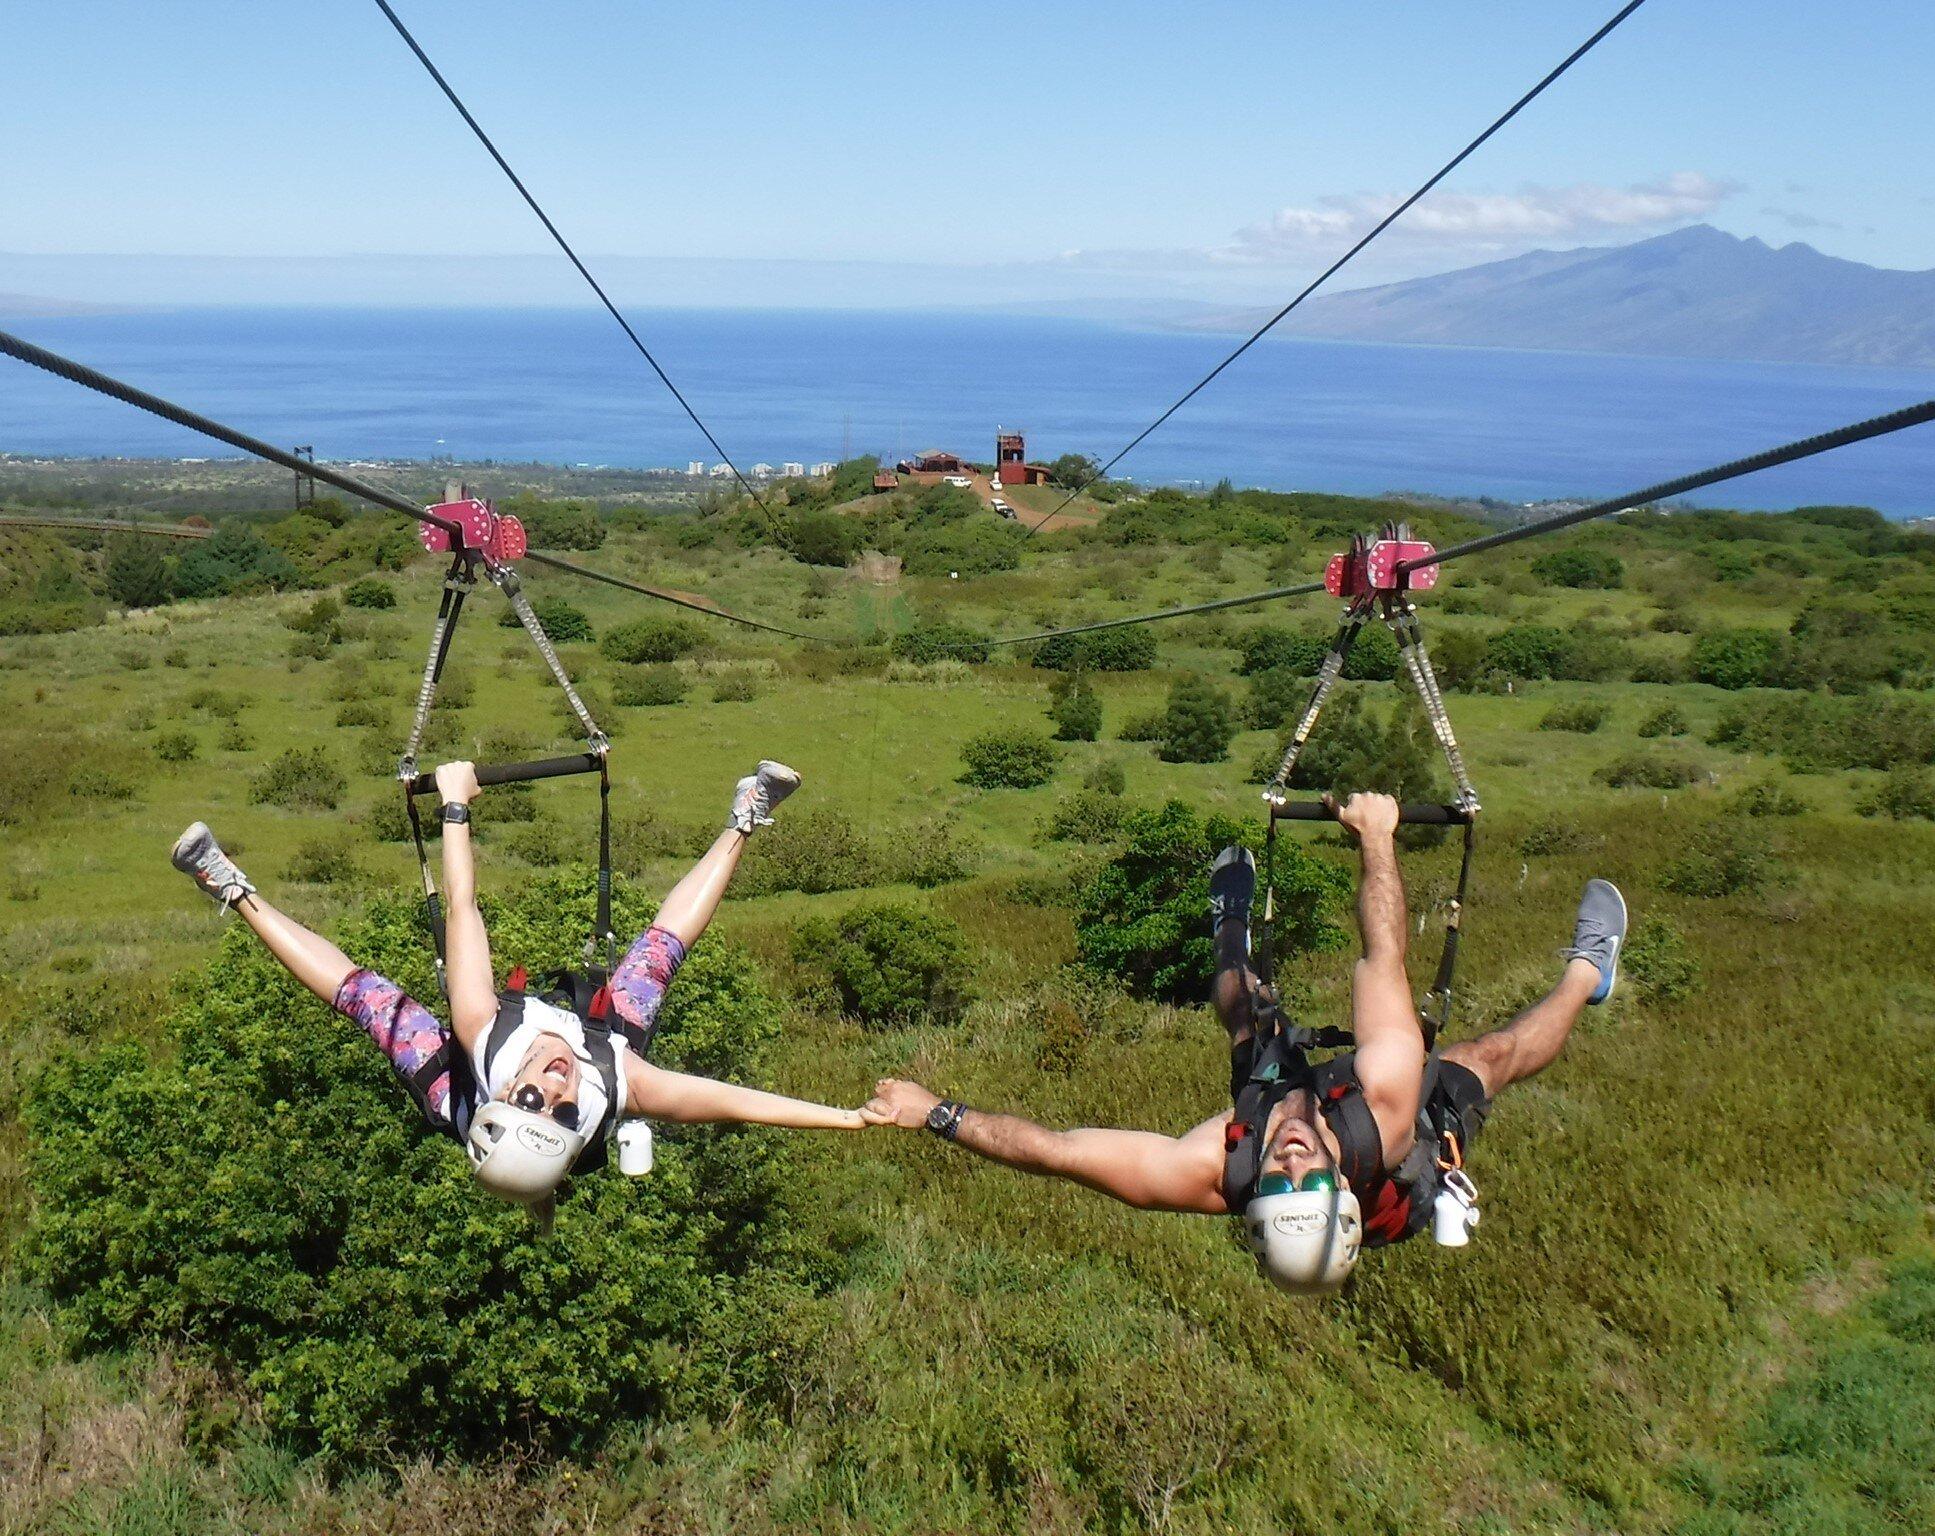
[171,758,881,1213]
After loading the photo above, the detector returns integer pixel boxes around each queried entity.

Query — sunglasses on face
[511,1083,580,1130]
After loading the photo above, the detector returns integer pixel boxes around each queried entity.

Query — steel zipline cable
[370,0,792,549]
[0,325,843,643]
[1020,0,1651,538]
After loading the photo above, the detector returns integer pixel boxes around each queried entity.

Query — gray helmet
[1243,1173,1363,1295]
[465,1100,588,1206]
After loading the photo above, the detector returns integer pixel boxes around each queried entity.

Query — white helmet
[465,1100,588,1206]
[1243,1172,1363,1295]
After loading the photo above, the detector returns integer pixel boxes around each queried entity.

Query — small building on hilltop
[995,431,1052,488]
[897,449,966,475]
[873,469,901,492]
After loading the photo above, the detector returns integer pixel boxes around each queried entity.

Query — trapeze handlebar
[404,753,604,797]
[1269,799,1473,826]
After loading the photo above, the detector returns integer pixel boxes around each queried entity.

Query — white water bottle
[614,1119,654,1177]
[1431,1168,1480,1247]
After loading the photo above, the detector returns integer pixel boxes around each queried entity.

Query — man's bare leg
[1440,959,1598,1097]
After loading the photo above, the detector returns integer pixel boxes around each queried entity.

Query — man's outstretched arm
[865,1079,1224,1214]
[1333,791,1425,1154]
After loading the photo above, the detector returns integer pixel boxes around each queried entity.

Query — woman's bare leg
[231,893,359,1006]
[651,828,748,949]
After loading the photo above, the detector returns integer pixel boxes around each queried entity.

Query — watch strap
[441,802,471,825]
[926,1100,967,1141]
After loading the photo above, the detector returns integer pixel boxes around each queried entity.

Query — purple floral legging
[332,924,688,1131]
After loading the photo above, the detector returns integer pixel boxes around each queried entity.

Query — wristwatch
[925,1100,967,1141]
[441,802,471,825]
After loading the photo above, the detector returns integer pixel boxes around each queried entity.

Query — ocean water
[3,306,1934,514]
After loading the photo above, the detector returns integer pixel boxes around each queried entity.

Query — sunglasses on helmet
[511,1083,580,1131]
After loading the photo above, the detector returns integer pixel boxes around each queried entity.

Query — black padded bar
[406,753,603,797]
[1270,800,1472,826]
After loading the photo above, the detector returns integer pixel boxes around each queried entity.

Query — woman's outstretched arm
[622,1055,869,1130]
[435,761,497,1050]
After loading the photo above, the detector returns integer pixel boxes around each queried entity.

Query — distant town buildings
[687,460,706,476]
[751,462,774,477]
[708,463,735,478]
[810,461,836,477]
[782,461,806,478]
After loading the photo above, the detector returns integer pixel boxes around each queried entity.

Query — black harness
[404,963,647,1175]
[1220,994,1456,1249]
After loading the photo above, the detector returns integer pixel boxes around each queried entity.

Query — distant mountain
[1185,226,1935,369]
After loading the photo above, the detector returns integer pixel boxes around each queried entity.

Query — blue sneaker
[1564,878,1627,1005]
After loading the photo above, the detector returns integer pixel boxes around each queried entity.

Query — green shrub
[497,595,593,644]
[335,700,389,729]
[152,730,199,763]
[1661,824,1770,897]
[881,818,982,888]
[1074,800,1349,1002]
[786,508,860,567]
[1033,627,1156,672]
[517,499,606,552]
[1691,629,1785,689]
[286,836,361,885]
[960,730,1056,789]
[791,900,973,1026]
[23,871,803,1461]
[1048,674,1102,742]
[284,594,342,638]
[1595,752,1704,790]
[1085,758,1127,795]
[1539,700,1608,734]
[1157,675,1237,763]
[611,665,688,707]
[1731,778,1808,817]
[1637,704,1689,738]
[163,645,188,668]
[186,686,244,720]
[68,768,136,802]
[1244,665,1311,730]
[1236,627,1327,676]
[1631,653,1688,685]
[737,810,879,896]
[1485,625,1570,681]
[343,578,396,610]
[1532,547,1625,588]
[217,719,254,753]
[1117,709,1166,743]
[711,671,758,703]
[1709,695,1935,772]
[1517,815,1598,857]
[601,617,702,665]
[891,622,989,665]
[1251,689,1450,814]
[1624,915,1700,1002]
[1042,789,1127,844]
[251,747,347,811]
[1859,766,1935,822]
[436,667,474,710]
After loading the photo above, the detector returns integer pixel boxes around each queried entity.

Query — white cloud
[1212,172,1737,265]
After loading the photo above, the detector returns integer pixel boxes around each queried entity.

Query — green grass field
[1,490,1932,1534]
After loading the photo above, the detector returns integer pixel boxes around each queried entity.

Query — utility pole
[292,445,315,511]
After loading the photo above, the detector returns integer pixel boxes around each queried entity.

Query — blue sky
[4,1,1931,305]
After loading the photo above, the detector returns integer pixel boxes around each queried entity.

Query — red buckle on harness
[1224,1122,1249,1149]
[587,984,612,1021]
[504,964,528,992]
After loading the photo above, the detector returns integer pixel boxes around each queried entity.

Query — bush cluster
[601,617,701,665]
[343,577,395,610]
[1709,694,1935,773]
[498,596,593,644]
[1638,704,1689,738]
[251,747,347,811]
[1859,766,1935,822]
[1660,824,1771,897]
[23,871,810,1461]
[1539,700,1608,733]
[891,622,989,665]
[791,900,974,1026]
[1074,800,1349,1002]
[1047,674,1102,742]
[1033,627,1155,672]
[1532,547,1625,589]
[611,665,688,707]
[152,729,199,763]
[1156,675,1237,763]
[960,730,1056,789]
[1624,915,1701,1001]
[1594,752,1704,790]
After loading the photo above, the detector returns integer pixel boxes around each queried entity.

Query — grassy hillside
[1,479,1932,1533]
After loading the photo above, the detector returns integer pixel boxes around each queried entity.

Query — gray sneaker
[726,760,802,834]
[171,821,256,909]
[1209,845,1255,932]
[1562,878,1627,1005]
